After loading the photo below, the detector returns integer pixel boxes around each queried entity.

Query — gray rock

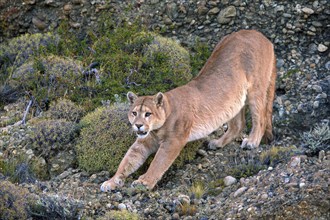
[118,203,127,210]
[217,6,237,24]
[224,176,237,186]
[233,186,248,197]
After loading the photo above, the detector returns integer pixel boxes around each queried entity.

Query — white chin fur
[137,132,149,139]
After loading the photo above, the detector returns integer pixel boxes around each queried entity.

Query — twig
[22,99,33,125]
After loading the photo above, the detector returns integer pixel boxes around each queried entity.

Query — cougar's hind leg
[209,107,246,149]
[241,89,268,149]
[263,61,277,144]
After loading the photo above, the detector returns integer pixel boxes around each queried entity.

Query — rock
[289,156,301,168]
[224,176,237,186]
[301,7,314,15]
[233,186,248,197]
[317,44,328,52]
[118,203,127,210]
[217,6,237,24]
[32,17,48,30]
[208,7,220,15]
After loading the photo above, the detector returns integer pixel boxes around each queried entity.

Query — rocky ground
[0,0,329,219]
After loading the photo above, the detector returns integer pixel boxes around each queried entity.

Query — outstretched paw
[100,177,123,192]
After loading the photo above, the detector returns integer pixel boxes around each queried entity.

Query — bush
[0,180,33,220]
[28,119,79,179]
[76,103,136,174]
[46,98,85,122]
[30,193,83,219]
[10,55,83,109]
[173,140,204,168]
[301,122,330,155]
[29,119,79,155]
[260,146,297,167]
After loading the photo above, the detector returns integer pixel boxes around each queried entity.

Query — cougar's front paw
[240,138,258,149]
[131,179,153,190]
[100,177,123,192]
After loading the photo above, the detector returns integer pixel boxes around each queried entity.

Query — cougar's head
[127,91,167,139]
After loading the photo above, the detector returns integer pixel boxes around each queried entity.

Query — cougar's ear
[127,91,138,105]
[154,92,164,107]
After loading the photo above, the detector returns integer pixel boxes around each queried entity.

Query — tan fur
[100,30,277,191]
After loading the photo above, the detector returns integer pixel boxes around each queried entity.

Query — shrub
[29,119,79,155]
[0,180,33,220]
[301,122,330,154]
[76,103,136,174]
[46,98,85,122]
[28,119,79,179]
[30,193,83,219]
[190,181,206,199]
[189,39,211,76]
[10,55,83,109]
[260,146,297,166]
[227,163,265,179]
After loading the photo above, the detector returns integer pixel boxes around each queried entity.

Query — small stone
[178,194,190,204]
[301,7,314,14]
[172,213,180,220]
[23,0,36,5]
[261,193,268,199]
[217,6,237,24]
[313,101,319,109]
[32,17,48,30]
[118,203,126,210]
[234,186,248,197]
[224,176,237,186]
[209,7,220,15]
[64,4,73,11]
[268,166,273,171]
[289,156,301,168]
[318,44,328,52]
[312,85,322,93]
[197,149,208,157]
[299,182,306,188]
[163,17,172,25]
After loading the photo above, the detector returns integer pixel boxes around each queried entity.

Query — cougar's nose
[135,124,143,129]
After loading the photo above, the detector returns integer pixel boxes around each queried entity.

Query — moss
[0,180,34,220]
[76,103,136,174]
[46,98,85,122]
[260,146,297,167]
[98,210,140,220]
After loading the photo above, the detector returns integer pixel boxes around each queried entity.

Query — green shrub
[0,180,33,220]
[46,98,85,122]
[76,103,136,174]
[29,119,79,155]
[10,55,83,109]
[27,119,78,179]
[301,122,330,154]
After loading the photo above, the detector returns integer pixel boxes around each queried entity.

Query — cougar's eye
[145,112,152,117]
[132,111,137,116]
